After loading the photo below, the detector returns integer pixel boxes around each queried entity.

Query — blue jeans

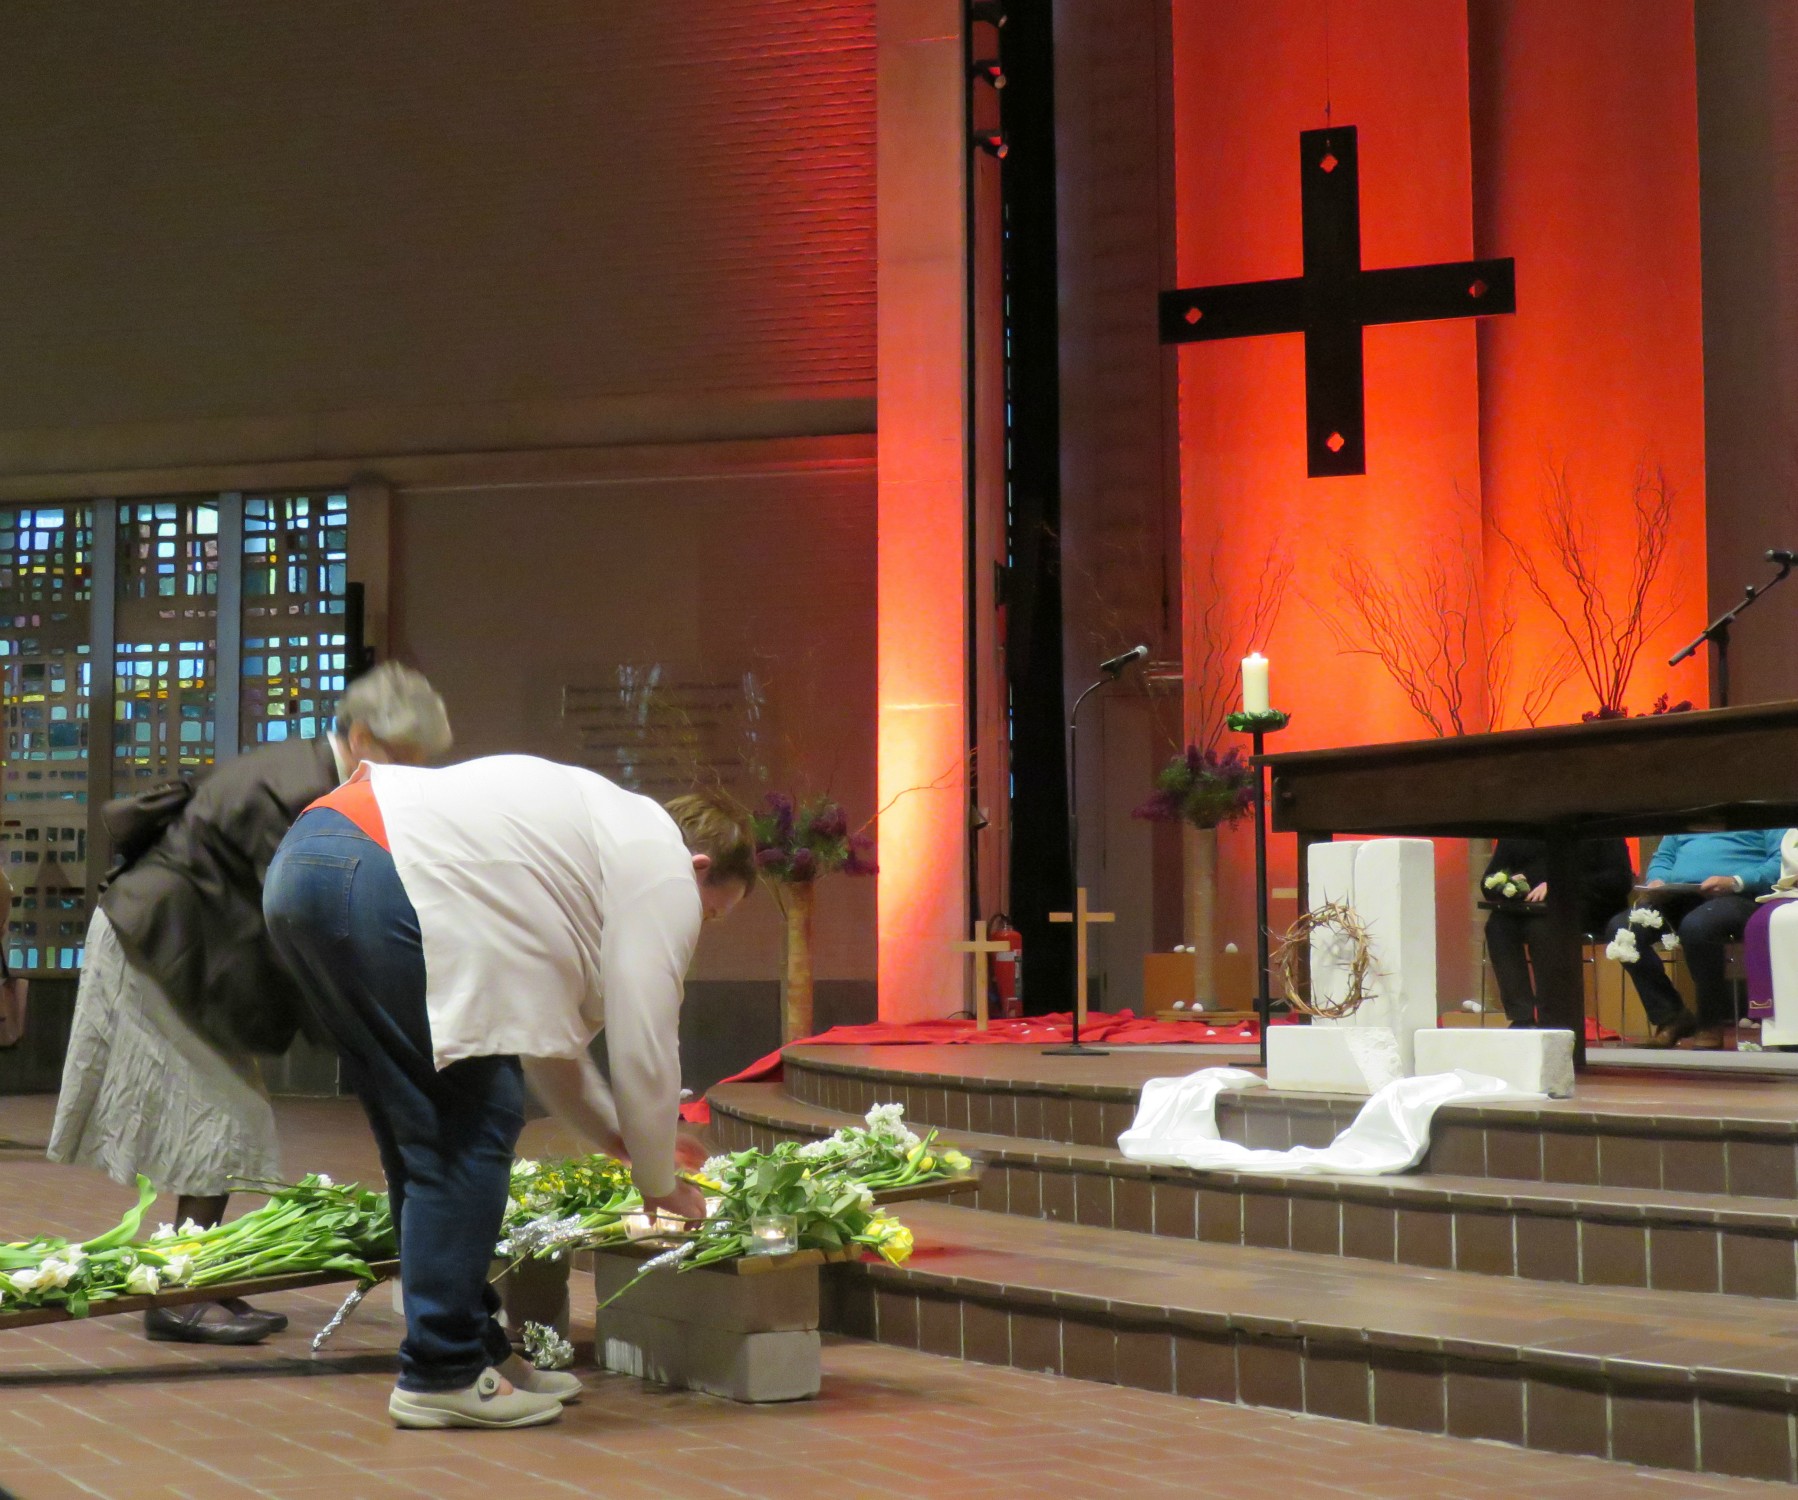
[264,807,523,1392]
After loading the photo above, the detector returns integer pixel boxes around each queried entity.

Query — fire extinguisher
[989,912,1024,1018]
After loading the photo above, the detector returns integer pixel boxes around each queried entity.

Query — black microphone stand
[1045,655,1141,1056]
[1668,553,1794,708]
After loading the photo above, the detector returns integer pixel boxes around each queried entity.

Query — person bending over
[264,757,753,1431]
[49,664,451,1345]
[1603,829,1786,1049]
[1482,837,1634,1027]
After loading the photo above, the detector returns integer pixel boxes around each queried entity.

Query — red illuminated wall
[1170,0,1709,995]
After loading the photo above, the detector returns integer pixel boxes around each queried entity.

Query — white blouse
[363,755,700,1181]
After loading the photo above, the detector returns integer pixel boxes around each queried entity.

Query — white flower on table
[125,1264,161,1296]
[7,1267,46,1297]
[177,1218,206,1237]
[151,1223,176,1241]
[314,1174,334,1190]
[162,1254,194,1285]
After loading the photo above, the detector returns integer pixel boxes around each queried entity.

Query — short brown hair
[664,791,758,890]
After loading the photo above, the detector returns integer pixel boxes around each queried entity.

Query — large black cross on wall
[1159,126,1516,477]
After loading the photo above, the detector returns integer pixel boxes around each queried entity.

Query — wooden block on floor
[593,1249,820,1334]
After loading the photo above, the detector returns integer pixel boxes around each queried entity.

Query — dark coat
[100,737,338,1057]
[1483,836,1636,932]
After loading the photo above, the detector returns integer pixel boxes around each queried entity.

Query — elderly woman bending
[263,758,754,1430]
[48,663,452,1344]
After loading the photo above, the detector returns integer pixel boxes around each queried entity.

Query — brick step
[783,1046,1798,1199]
[820,1201,1798,1483]
[711,1082,1798,1299]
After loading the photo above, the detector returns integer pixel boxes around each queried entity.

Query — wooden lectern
[1263,702,1798,1067]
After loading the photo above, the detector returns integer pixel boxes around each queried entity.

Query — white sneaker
[499,1351,583,1404]
[388,1367,564,1429]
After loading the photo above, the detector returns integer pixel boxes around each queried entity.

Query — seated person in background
[1603,828,1787,1050]
[1483,837,1634,1027]
[1743,831,1798,1031]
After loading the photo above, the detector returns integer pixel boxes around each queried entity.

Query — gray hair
[335,663,453,759]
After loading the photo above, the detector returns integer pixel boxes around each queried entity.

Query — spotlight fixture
[972,130,1008,159]
[972,58,1006,88]
[969,1,1006,27]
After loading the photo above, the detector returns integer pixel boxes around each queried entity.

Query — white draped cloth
[1118,1066,1539,1176]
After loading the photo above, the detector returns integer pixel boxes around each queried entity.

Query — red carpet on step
[683,1012,1620,1123]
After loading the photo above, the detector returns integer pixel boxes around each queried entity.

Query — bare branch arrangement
[1187,541,1294,750]
[1497,462,1681,719]
[1275,900,1374,1019]
[1313,497,1574,737]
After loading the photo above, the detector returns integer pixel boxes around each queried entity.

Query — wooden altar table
[1263,701,1798,1066]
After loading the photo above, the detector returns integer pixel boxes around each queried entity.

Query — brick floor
[0,1094,1785,1499]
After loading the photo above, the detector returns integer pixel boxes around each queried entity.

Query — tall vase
[1183,823,1219,1008]
[780,880,817,1043]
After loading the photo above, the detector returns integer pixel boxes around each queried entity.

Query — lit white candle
[1241,653,1270,715]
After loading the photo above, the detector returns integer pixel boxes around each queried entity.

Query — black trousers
[1484,909,1553,1024]
[1602,894,1758,1028]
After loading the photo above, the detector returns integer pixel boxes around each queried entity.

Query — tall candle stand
[1227,708,1290,1068]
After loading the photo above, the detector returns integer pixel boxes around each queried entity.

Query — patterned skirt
[47,908,280,1197]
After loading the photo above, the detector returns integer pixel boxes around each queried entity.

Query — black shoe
[144,1301,278,1346]
[1643,1012,1700,1049]
[219,1297,288,1335]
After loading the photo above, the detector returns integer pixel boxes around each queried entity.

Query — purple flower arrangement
[751,792,878,883]
[1132,745,1256,831]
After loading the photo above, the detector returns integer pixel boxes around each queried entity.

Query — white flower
[1660,932,1681,952]
[8,1267,46,1296]
[700,1156,732,1179]
[315,1174,334,1189]
[795,1139,834,1160]
[125,1264,161,1296]
[162,1254,194,1285]
[1606,928,1640,965]
[1483,872,1505,891]
[36,1257,77,1290]
[1501,881,1522,899]
[1629,906,1665,930]
[511,1159,540,1179]
[152,1223,176,1241]
[853,1184,875,1212]
[178,1218,206,1237]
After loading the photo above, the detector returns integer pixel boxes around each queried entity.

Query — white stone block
[1266,1024,1405,1095]
[596,1307,821,1402]
[1307,838,1437,1075]
[1412,1027,1574,1098]
[1763,901,1798,1047]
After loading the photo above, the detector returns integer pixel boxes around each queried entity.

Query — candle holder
[748,1213,799,1256]
[1231,708,1291,1068]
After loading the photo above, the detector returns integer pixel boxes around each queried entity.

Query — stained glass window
[113,501,219,795]
[241,492,349,747]
[0,507,93,973]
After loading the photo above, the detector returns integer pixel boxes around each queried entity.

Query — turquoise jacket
[1645,830,1787,898]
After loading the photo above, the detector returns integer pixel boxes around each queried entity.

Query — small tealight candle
[1241,653,1271,715]
[749,1213,798,1256]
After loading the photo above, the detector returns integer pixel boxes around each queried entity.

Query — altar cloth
[1117,1065,1540,1175]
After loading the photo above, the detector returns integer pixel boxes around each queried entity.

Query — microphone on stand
[1099,644,1149,678]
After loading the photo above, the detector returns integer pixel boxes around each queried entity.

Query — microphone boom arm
[1668,553,1794,707]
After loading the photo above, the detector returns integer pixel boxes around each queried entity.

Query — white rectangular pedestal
[1413,1027,1574,1097]
[1267,1024,1406,1095]
[1292,838,1437,1083]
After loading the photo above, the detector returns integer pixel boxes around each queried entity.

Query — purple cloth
[1745,898,1796,1019]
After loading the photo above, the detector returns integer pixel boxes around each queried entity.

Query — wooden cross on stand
[1158,125,1516,477]
[954,920,1012,1032]
[1049,887,1115,1030]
